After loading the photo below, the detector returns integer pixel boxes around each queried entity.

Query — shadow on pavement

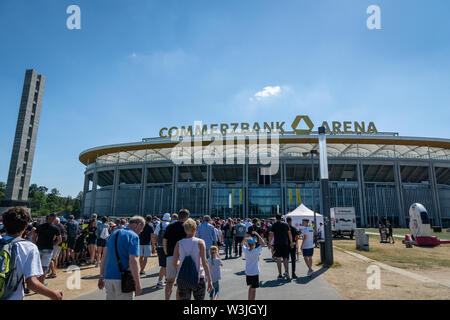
[142,272,159,279]
[141,285,163,295]
[295,266,329,285]
[82,274,100,280]
[234,270,246,276]
[260,279,288,288]
[263,258,276,263]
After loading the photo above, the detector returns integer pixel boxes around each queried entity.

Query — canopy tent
[285,204,323,230]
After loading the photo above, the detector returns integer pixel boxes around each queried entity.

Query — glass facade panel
[94,187,112,215]
[116,185,140,216]
[144,186,172,215]
[176,183,207,215]
[365,184,399,227]
[285,183,320,213]
[248,188,281,218]
[211,187,244,218]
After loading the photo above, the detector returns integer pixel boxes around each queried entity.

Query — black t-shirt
[270,221,290,246]
[163,221,186,257]
[88,225,97,240]
[247,225,263,236]
[139,223,154,245]
[222,224,234,239]
[36,223,61,250]
[289,225,298,245]
[56,224,67,244]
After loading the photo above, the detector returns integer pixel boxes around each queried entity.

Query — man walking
[66,215,79,265]
[234,219,246,257]
[98,216,145,300]
[286,217,299,279]
[163,209,189,300]
[300,219,315,276]
[196,215,216,259]
[139,215,154,275]
[154,213,171,287]
[34,213,61,284]
[269,214,293,280]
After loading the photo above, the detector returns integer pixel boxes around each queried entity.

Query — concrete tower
[0,69,45,212]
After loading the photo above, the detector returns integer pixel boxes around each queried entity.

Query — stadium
[79,117,450,228]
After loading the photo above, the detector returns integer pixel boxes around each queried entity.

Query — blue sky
[0,0,449,197]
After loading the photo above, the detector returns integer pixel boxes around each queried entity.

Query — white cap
[55,218,60,223]
[163,213,171,221]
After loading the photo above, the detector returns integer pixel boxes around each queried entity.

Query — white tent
[284,204,323,231]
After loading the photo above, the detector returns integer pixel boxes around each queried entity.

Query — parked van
[331,207,356,239]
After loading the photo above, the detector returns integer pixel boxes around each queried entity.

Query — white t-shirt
[301,226,314,249]
[244,222,252,232]
[242,245,262,276]
[5,237,43,300]
[154,221,169,235]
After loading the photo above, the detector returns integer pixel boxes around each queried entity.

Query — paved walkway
[78,245,341,300]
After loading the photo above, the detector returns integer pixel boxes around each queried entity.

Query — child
[241,231,265,300]
[208,246,223,300]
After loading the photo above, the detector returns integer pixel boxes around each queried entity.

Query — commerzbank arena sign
[158,115,378,138]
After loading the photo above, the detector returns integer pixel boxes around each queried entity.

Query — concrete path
[78,245,341,300]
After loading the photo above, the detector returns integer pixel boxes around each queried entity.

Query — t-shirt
[289,225,299,246]
[104,229,140,280]
[163,221,186,257]
[214,228,222,242]
[208,257,222,282]
[244,222,252,232]
[242,245,262,276]
[67,220,79,238]
[88,225,97,240]
[56,224,67,243]
[222,224,234,239]
[301,226,314,249]
[2,236,43,300]
[270,221,290,246]
[35,223,61,250]
[139,223,154,245]
[234,223,246,238]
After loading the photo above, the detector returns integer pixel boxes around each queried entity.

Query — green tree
[0,181,5,200]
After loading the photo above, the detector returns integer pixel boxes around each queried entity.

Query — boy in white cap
[242,231,265,300]
[154,213,171,287]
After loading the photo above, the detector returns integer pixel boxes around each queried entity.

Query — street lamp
[318,126,334,265]
[302,150,318,234]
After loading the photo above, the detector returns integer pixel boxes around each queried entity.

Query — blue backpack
[176,240,199,289]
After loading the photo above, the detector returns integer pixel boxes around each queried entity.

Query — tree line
[0,182,82,218]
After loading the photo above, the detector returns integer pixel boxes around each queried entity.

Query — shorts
[157,247,166,267]
[166,256,179,279]
[302,248,314,257]
[52,246,62,260]
[178,278,206,300]
[274,244,290,259]
[97,238,107,248]
[39,249,53,269]
[87,237,97,245]
[246,275,259,288]
[140,245,152,257]
[209,281,220,298]
[67,236,76,249]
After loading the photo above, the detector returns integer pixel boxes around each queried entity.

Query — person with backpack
[1,207,63,300]
[233,219,246,257]
[154,213,170,287]
[172,218,213,300]
[96,216,110,267]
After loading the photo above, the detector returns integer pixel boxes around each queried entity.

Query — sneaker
[307,270,314,276]
[292,273,298,279]
[140,271,146,275]
[157,280,165,287]
[284,272,290,280]
[24,288,30,294]
[277,274,284,280]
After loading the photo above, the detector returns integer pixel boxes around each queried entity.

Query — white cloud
[249,86,281,101]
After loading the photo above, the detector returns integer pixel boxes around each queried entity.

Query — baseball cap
[247,237,257,246]
[163,213,171,221]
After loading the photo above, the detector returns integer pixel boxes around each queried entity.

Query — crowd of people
[0,207,318,301]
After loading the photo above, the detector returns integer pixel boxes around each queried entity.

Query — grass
[333,234,450,270]
[365,228,450,239]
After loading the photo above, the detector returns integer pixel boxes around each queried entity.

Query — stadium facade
[79,117,450,228]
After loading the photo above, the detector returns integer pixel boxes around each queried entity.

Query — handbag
[114,231,136,293]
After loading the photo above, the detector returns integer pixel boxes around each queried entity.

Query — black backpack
[156,223,167,248]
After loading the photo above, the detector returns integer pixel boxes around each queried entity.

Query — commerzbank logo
[291,115,314,135]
